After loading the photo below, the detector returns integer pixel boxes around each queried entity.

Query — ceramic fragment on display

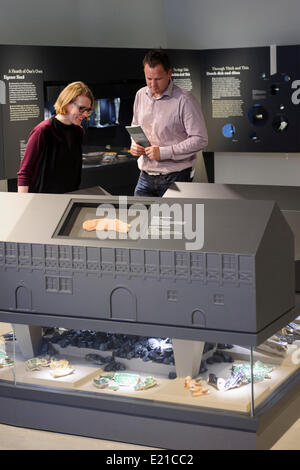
[113,373,140,387]
[222,369,247,391]
[276,322,300,343]
[49,359,74,378]
[286,322,300,336]
[0,349,14,368]
[49,367,74,378]
[184,375,209,396]
[270,336,289,348]
[0,332,14,342]
[0,350,6,360]
[134,376,157,391]
[231,361,274,383]
[93,376,110,389]
[275,332,295,344]
[255,336,288,357]
[93,372,157,392]
[25,356,52,371]
[207,373,226,391]
[184,376,192,388]
[206,360,275,392]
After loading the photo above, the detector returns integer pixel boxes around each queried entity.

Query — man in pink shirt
[130,49,208,197]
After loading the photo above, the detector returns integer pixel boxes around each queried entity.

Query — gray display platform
[165,182,300,212]
[70,185,111,196]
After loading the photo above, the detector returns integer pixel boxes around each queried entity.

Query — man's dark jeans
[134,167,193,198]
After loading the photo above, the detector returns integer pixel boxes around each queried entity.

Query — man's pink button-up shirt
[132,80,208,174]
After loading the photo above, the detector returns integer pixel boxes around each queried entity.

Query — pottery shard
[82,218,130,233]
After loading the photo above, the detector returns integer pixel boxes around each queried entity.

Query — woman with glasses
[17,81,94,193]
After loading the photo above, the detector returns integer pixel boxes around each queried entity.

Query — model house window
[72,246,84,260]
[191,253,203,268]
[6,243,16,256]
[45,276,72,293]
[223,254,235,270]
[18,244,30,257]
[116,249,127,263]
[175,253,187,266]
[45,245,57,258]
[59,277,72,293]
[45,276,58,292]
[59,246,69,259]
[213,293,224,305]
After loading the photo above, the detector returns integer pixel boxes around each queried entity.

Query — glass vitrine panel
[1,319,299,416]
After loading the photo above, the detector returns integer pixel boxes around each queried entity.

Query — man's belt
[144,171,163,176]
[143,167,192,177]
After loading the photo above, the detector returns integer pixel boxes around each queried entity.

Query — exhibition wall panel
[0,45,202,181]
[200,45,300,153]
[2,43,300,185]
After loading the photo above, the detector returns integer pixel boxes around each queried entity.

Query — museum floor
[0,418,299,450]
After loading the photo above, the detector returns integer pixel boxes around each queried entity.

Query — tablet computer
[125,125,150,148]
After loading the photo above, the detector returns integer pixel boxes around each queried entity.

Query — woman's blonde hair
[54,81,94,115]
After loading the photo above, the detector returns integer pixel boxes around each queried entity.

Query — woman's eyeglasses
[72,102,93,114]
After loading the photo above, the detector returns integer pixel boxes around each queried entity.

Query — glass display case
[0,321,299,417]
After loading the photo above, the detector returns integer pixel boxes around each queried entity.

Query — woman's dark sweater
[17,116,84,193]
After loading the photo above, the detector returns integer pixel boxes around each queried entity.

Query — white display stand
[172,339,204,378]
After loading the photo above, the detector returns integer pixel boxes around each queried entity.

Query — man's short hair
[143,49,171,72]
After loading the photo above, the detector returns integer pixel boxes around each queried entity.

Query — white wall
[2,0,300,50]
[0,0,78,46]
[0,0,167,48]
[77,0,167,48]
[165,0,300,49]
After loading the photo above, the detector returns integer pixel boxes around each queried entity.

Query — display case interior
[1,319,299,416]
[53,199,149,241]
